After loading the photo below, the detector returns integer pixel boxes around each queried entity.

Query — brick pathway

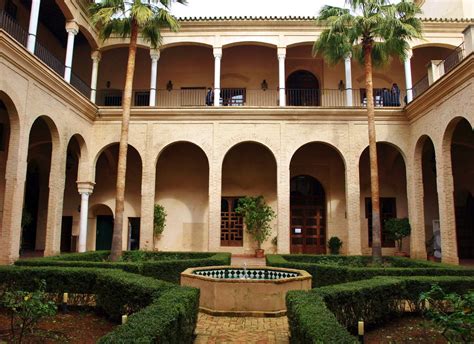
[194,313,289,344]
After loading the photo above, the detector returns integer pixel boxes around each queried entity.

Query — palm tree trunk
[364,43,382,263]
[109,20,138,261]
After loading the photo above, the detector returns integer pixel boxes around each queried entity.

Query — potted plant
[425,235,437,262]
[235,196,276,258]
[153,204,167,250]
[385,218,411,256]
[327,236,343,255]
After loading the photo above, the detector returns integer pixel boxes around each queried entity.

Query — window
[221,88,246,106]
[134,91,150,106]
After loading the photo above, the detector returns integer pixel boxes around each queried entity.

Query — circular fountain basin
[180,266,312,316]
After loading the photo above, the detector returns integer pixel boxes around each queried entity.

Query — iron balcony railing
[441,42,465,75]
[0,10,91,99]
[97,87,406,108]
[412,75,429,99]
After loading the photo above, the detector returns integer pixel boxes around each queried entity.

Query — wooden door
[220,197,244,247]
[290,176,326,254]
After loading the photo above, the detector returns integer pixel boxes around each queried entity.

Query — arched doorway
[450,118,474,260]
[286,70,320,106]
[290,175,326,254]
[221,142,277,252]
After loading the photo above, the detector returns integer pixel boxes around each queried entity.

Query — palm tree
[313,0,422,262]
[90,0,185,261]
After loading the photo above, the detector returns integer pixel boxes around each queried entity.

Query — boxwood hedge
[286,275,474,343]
[15,251,231,283]
[0,266,199,343]
[267,254,474,287]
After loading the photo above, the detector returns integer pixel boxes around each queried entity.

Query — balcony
[96,88,405,108]
[0,10,90,98]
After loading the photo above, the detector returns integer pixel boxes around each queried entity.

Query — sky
[171,0,346,18]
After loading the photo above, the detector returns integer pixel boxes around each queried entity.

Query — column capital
[405,48,413,60]
[277,47,286,59]
[77,181,95,194]
[65,21,79,35]
[91,50,101,62]
[344,52,352,60]
[150,49,160,61]
[213,47,222,58]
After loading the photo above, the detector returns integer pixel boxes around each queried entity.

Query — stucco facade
[0,0,473,264]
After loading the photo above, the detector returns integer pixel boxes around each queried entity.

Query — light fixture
[261,79,268,91]
[166,80,173,92]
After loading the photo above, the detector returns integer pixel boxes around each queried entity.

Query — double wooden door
[290,175,326,254]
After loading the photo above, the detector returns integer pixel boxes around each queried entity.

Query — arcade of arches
[0,105,472,264]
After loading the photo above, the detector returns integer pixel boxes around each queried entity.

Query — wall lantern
[166,80,173,92]
[261,79,268,91]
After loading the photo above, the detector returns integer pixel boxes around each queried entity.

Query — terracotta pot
[427,255,437,262]
[394,251,409,257]
[255,249,265,258]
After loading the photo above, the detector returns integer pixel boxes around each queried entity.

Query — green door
[96,215,114,250]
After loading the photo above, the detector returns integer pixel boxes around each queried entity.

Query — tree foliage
[385,217,411,251]
[235,196,276,249]
[153,203,167,237]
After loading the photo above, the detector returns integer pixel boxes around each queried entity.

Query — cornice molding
[0,30,97,122]
[406,53,474,122]
[96,106,407,123]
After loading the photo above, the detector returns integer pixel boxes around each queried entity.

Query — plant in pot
[385,218,411,257]
[327,236,343,255]
[235,196,276,258]
[425,235,436,261]
[153,204,167,251]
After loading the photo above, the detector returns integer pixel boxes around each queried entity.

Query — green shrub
[98,287,199,344]
[266,254,474,287]
[286,291,357,343]
[15,251,231,284]
[0,279,57,343]
[385,218,411,252]
[153,203,167,237]
[0,266,200,343]
[286,276,474,343]
[420,284,474,343]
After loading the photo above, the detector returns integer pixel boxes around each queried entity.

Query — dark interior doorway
[96,215,113,250]
[220,197,244,247]
[60,216,73,252]
[286,70,320,106]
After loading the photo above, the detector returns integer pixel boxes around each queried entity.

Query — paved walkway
[194,313,289,344]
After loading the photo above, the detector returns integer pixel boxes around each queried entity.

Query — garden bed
[365,315,446,344]
[0,266,200,343]
[267,254,474,287]
[286,276,474,343]
[0,309,116,344]
[15,251,231,283]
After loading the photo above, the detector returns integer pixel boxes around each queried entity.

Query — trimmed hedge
[16,251,231,283]
[0,266,199,343]
[286,276,474,343]
[267,254,474,287]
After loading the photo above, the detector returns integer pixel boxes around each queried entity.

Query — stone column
[149,49,160,106]
[278,47,286,106]
[90,51,101,103]
[277,147,290,253]
[345,155,362,255]
[64,21,79,83]
[44,143,67,257]
[404,49,414,103]
[463,24,474,56]
[140,124,155,250]
[435,141,459,264]
[406,153,427,259]
[77,182,94,253]
[208,128,222,251]
[27,0,41,53]
[344,54,353,106]
[213,47,222,107]
[0,128,29,264]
